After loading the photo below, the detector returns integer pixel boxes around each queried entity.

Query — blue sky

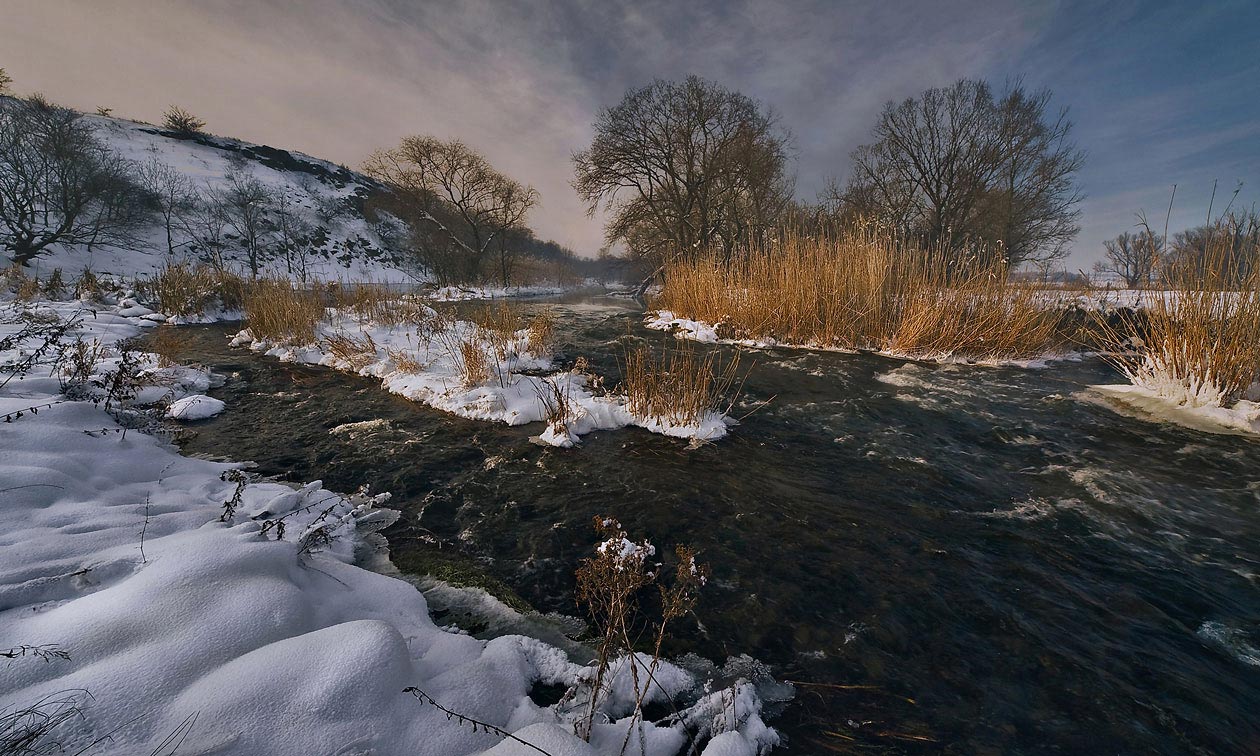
[4,0,1258,264]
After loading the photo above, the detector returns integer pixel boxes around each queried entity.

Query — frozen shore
[0,294,777,755]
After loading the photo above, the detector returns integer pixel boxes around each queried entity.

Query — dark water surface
[157,295,1260,755]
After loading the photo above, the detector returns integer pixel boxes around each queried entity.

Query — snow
[233,307,735,445]
[1087,383,1260,436]
[166,393,225,420]
[1,291,779,756]
[647,309,1076,367]
[21,112,413,283]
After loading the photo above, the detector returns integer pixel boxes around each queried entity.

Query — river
[154,293,1260,754]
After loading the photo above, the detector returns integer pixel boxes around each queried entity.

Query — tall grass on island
[1097,215,1260,409]
[242,278,327,344]
[619,342,745,428]
[652,228,1072,362]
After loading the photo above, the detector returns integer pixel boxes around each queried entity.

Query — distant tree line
[1,87,589,284]
[1095,206,1260,288]
[571,75,1085,272]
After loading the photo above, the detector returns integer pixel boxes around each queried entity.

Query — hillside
[22,106,415,282]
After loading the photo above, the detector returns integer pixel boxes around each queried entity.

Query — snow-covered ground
[20,110,413,283]
[0,293,779,754]
[644,310,1080,368]
[234,306,733,447]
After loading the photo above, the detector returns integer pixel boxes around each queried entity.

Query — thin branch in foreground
[402,687,555,756]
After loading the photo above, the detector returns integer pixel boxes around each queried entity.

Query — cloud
[5,0,1254,265]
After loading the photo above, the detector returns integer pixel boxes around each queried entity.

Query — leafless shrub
[57,337,107,391]
[570,517,707,746]
[161,105,205,135]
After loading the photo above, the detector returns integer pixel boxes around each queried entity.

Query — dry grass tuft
[148,326,190,367]
[1098,217,1260,407]
[456,338,492,386]
[387,348,426,374]
[148,262,248,317]
[619,342,745,426]
[527,309,556,356]
[243,278,326,344]
[322,331,379,371]
[469,301,524,359]
[654,228,1071,361]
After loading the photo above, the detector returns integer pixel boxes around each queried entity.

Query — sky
[3,0,1258,265]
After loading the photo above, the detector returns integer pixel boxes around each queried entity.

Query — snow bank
[1087,383,1260,435]
[647,310,1077,368]
[1,294,777,755]
[22,112,411,282]
[429,284,569,301]
[166,393,226,420]
[233,309,733,445]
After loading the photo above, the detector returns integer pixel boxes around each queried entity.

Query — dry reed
[322,331,379,371]
[243,278,326,344]
[654,229,1070,361]
[619,342,744,427]
[1098,216,1260,407]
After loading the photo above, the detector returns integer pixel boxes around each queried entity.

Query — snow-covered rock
[166,393,225,420]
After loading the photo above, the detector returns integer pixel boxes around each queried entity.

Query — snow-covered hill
[27,111,415,282]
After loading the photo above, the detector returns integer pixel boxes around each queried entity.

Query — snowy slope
[26,112,415,282]
[0,292,780,755]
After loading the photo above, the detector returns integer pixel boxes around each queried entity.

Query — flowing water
[156,294,1260,755]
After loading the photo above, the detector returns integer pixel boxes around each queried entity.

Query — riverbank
[0,292,779,755]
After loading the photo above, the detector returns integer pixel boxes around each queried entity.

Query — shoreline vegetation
[648,228,1075,363]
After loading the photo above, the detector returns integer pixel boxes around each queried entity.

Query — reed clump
[243,278,326,344]
[322,331,379,371]
[1098,215,1260,407]
[149,262,247,316]
[654,229,1070,361]
[619,342,744,427]
[469,301,524,359]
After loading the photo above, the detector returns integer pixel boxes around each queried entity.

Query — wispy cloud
[3,0,1256,263]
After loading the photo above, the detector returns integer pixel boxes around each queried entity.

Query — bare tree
[1098,230,1162,288]
[489,179,539,286]
[0,96,153,266]
[162,105,206,135]
[364,137,537,283]
[218,172,274,277]
[573,75,793,264]
[139,155,196,256]
[1164,209,1260,286]
[0,68,12,96]
[181,182,231,269]
[846,79,1084,266]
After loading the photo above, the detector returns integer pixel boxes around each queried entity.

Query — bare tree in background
[573,75,793,265]
[0,68,12,96]
[364,137,537,283]
[181,183,231,270]
[489,179,539,287]
[0,96,153,266]
[139,155,196,256]
[218,171,274,277]
[846,79,1084,267]
[1097,230,1162,288]
[1164,210,1260,286]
